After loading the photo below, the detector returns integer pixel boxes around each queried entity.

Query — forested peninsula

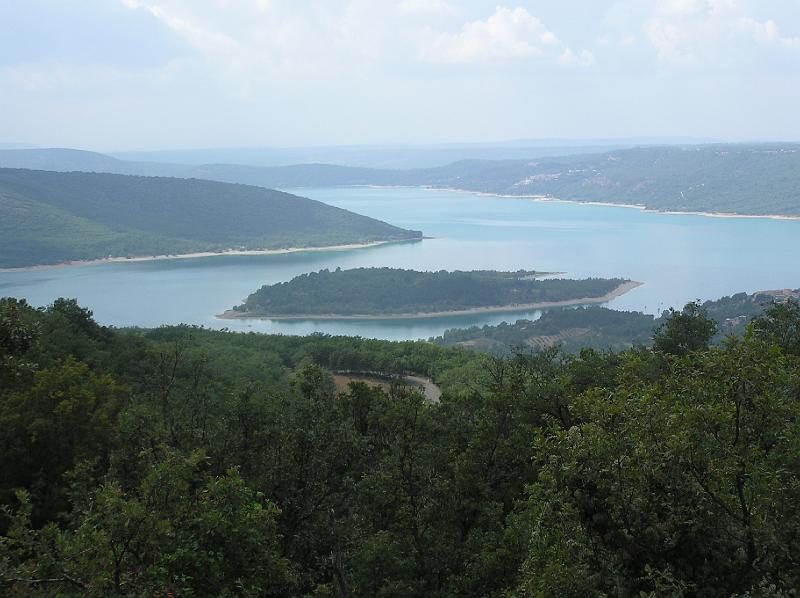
[0,168,421,269]
[226,267,637,319]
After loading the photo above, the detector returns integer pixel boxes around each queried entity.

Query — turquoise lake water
[1,187,798,340]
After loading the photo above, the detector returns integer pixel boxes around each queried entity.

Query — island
[221,267,641,320]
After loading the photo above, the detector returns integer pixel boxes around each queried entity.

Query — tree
[0,298,38,391]
[653,301,717,356]
[751,298,800,356]
[518,336,800,596]
[1,451,295,596]
[0,359,122,524]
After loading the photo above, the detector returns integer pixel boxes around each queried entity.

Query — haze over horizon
[2,0,799,151]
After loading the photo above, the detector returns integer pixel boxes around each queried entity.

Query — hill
[0,168,421,268]
[434,290,793,354]
[223,143,800,216]
[227,267,634,318]
[1,143,798,216]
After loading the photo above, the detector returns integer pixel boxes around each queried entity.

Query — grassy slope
[0,169,421,268]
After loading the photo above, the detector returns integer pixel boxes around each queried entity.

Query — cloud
[739,17,800,50]
[558,48,595,67]
[396,0,454,16]
[419,6,592,66]
[643,0,800,64]
[121,0,240,56]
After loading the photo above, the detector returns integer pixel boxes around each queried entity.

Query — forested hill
[231,267,631,317]
[208,144,800,216]
[0,168,421,268]
[2,143,798,216]
[434,289,798,354]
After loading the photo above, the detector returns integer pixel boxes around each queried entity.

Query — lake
[1,187,799,340]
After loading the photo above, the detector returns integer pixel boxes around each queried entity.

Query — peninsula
[0,168,421,269]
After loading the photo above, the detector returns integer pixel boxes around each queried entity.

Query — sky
[1,0,799,150]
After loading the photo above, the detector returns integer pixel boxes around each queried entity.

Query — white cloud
[118,0,392,79]
[739,17,800,50]
[121,0,240,55]
[559,48,595,67]
[419,6,591,65]
[396,0,454,16]
[643,0,799,64]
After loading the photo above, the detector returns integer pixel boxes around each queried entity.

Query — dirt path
[332,371,441,404]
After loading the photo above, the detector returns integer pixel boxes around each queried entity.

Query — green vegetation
[3,296,800,595]
[233,267,628,317]
[259,143,800,217]
[436,305,657,353]
[0,168,421,268]
[434,291,784,354]
[430,144,800,216]
[4,143,799,216]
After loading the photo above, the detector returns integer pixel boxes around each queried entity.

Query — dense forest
[0,143,800,216]
[435,291,785,354]
[233,268,628,317]
[3,144,799,216]
[0,169,420,268]
[2,297,800,595]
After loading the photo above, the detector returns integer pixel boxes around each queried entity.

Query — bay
[1,186,798,340]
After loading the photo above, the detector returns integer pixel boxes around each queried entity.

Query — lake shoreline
[218,281,643,321]
[358,185,800,222]
[0,239,417,273]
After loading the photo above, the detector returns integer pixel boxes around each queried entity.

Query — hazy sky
[1,0,799,150]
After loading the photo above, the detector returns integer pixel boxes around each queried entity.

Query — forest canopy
[233,267,630,317]
[0,168,421,268]
[3,296,800,595]
[434,291,784,355]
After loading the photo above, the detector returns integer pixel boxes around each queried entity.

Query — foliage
[0,168,421,268]
[653,301,718,356]
[238,267,626,316]
[434,292,781,355]
[751,298,800,356]
[2,296,800,596]
[232,143,800,217]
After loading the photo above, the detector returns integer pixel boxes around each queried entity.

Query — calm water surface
[1,187,798,340]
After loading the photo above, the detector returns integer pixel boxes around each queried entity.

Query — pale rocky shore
[219,280,643,321]
[0,239,409,273]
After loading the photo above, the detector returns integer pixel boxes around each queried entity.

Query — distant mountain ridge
[1,143,798,216]
[0,168,421,268]
[113,138,700,168]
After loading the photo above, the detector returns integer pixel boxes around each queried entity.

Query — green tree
[751,299,800,356]
[0,359,122,523]
[0,298,39,391]
[518,336,800,596]
[653,301,717,356]
[1,451,294,596]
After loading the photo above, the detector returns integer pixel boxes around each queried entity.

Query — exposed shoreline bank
[358,185,800,222]
[0,239,418,273]
[218,280,643,322]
